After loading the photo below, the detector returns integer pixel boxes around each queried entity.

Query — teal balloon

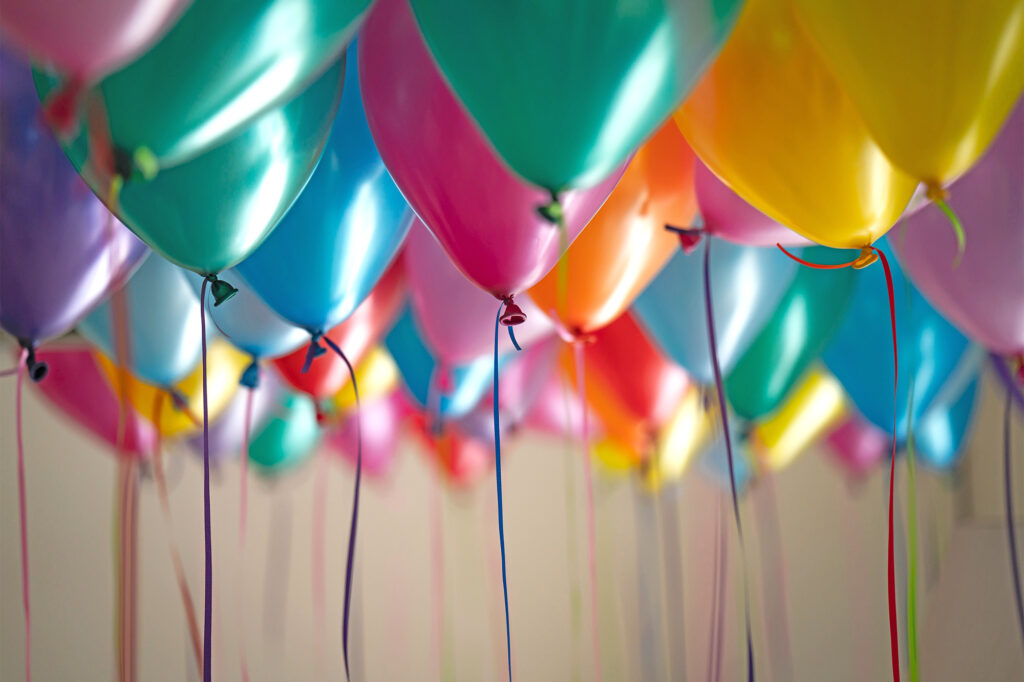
[384,307,502,419]
[248,393,320,473]
[633,240,797,384]
[35,58,345,275]
[237,45,411,333]
[724,247,856,420]
[36,0,370,169]
[407,0,744,190]
[78,253,204,386]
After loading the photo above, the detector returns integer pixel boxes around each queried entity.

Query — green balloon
[36,58,344,275]
[249,394,321,473]
[724,247,856,420]
[407,0,743,191]
[41,0,369,170]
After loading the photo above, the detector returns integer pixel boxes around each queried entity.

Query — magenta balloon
[328,391,409,478]
[33,345,156,458]
[0,0,187,80]
[695,160,807,247]
[404,220,554,366]
[892,101,1024,355]
[358,0,622,298]
[825,416,888,478]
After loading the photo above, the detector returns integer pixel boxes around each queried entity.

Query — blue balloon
[384,307,504,419]
[823,238,975,445]
[913,346,983,469]
[237,44,411,334]
[78,254,204,387]
[698,419,754,493]
[248,393,321,474]
[633,240,797,384]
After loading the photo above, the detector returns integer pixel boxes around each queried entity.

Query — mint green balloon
[249,393,321,473]
[407,0,744,191]
[35,59,344,275]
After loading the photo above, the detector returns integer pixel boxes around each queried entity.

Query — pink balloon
[327,392,410,479]
[358,0,622,299]
[404,220,554,366]
[825,416,889,478]
[892,100,1024,355]
[523,369,603,441]
[32,345,156,458]
[695,160,808,246]
[0,0,188,80]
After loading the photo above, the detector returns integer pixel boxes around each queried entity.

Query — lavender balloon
[0,47,146,378]
[187,371,285,464]
[892,99,1024,355]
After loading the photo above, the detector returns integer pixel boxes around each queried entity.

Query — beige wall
[1,367,1022,681]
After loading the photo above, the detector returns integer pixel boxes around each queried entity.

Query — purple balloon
[0,47,146,348]
[892,99,1024,355]
[327,391,409,478]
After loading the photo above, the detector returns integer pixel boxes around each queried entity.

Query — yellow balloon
[791,0,1024,187]
[642,388,711,491]
[331,347,399,415]
[674,0,917,249]
[95,340,248,438]
[592,438,638,476]
[751,367,845,472]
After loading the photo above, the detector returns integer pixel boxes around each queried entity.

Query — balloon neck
[851,245,878,269]
[499,296,526,326]
[536,190,564,224]
[301,334,327,374]
[205,274,238,306]
[20,343,48,383]
[665,224,704,255]
[41,76,85,139]
[240,360,260,389]
[1012,354,1024,384]
[925,182,948,203]
[168,388,189,412]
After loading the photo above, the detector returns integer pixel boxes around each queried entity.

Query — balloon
[643,388,711,490]
[891,100,1024,355]
[913,369,980,470]
[823,239,978,442]
[0,0,185,81]
[674,0,916,249]
[186,372,286,464]
[724,247,856,420]
[529,122,696,335]
[791,0,1024,187]
[406,0,744,192]
[0,49,146,352]
[404,221,554,366]
[694,160,807,247]
[248,393,320,474]
[33,345,156,457]
[358,0,621,298]
[523,366,601,441]
[328,391,408,478]
[331,346,400,416]
[33,0,370,170]
[590,438,637,477]
[95,340,247,438]
[826,417,889,478]
[751,368,846,472]
[698,424,755,493]
[238,46,412,334]
[633,240,796,383]
[385,306,503,420]
[411,419,492,488]
[273,261,405,400]
[78,254,203,387]
[35,57,345,276]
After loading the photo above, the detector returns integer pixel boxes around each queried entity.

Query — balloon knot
[168,388,189,412]
[301,335,327,374]
[1012,354,1024,384]
[22,343,48,383]
[852,245,879,269]
[666,224,704,254]
[437,365,454,393]
[205,274,237,306]
[41,76,84,138]
[925,182,948,203]
[240,360,260,389]
[536,191,564,224]
[499,296,526,326]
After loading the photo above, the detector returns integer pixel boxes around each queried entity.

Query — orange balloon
[529,122,696,335]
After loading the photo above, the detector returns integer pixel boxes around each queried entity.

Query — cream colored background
[1,365,1022,681]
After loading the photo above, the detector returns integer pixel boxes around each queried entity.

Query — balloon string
[560,377,582,682]
[929,196,966,268]
[118,457,140,682]
[493,300,513,682]
[714,501,728,682]
[904,381,919,682]
[702,238,755,682]
[431,475,445,681]
[239,387,253,682]
[15,348,31,682]
[321,335,362,681]
[705,499,722,682]
[990,354,1024,413]
[199,278,213,682]
[572,341,603,682]
[1004,388,1024,653]
[312,452,328,674]
[776,244,860,269]
[0,364,20,377]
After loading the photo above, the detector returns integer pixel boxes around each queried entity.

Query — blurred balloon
[409,416,493,487]
[406,0,743,192]
[359,0,621,298]
[529,122,696,335]
[826,416,890,478]
[675,0,916,249]
[523,365,601,442]
[328,391,408,478]
[35,57,345,276]
[643,388,711,490]
[891,100,1024,355]
[33,0,370,169]
[248,393,320,474]
[273,262,405,400]
[238,46,411,334]
[95,340,247,437]
[911,348,982,469]
[186,372,286,464]
[33,344,155,457]
[698,420,755,493]
[0,49,146,354]
[0,0,185,82]
[331,347,400,416]
[724,248,856,420]
[633,240,796,383]
[591,438,639,477]
[403,221,554,366]
[79,254,203,387]
[791,0,1024,188]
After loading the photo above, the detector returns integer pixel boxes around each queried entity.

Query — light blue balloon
[248,393,321,474]
[633,240,797,383]
[384,307,504,419]
[698,419,754,493]
[237,44,412,334]
[911,345,982,470]
[78,254,204,386]
[823,238,973,443]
